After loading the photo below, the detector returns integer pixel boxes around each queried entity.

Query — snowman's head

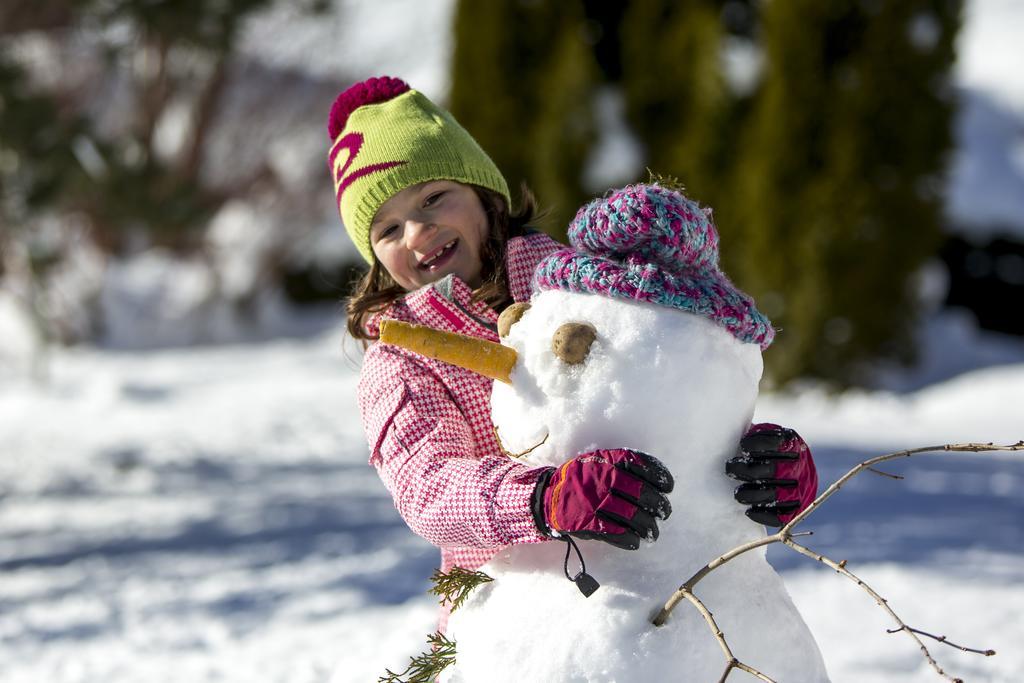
[493,183,773,470]
[490,289,763,472]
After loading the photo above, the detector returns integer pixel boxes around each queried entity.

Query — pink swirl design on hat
[330,131,407,205]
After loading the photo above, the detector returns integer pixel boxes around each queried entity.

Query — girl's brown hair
[345,183,540,342]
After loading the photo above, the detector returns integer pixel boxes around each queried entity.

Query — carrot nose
[379,319,519,384]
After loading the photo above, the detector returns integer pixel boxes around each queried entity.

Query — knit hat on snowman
[326,76,511,264]
[534,183,775,350]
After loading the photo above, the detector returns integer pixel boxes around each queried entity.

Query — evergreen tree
[0,0,295,254]
[0,56,90,232]
[0,0,327,344]
[618,0,734,206]
[449,0,598,239]
[725,0,960,386]
[448,0,961,386]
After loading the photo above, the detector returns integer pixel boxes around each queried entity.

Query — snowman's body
[443,289,830,682]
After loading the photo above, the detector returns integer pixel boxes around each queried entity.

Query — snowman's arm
[358,349,549,550]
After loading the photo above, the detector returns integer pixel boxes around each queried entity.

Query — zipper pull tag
[562,535,600,598]
[572,571,600,597]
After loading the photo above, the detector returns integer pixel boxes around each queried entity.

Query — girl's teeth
[422,240,456,267]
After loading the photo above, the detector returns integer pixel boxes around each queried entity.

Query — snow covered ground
[1,315,1022,683]
[2,0,1023,681]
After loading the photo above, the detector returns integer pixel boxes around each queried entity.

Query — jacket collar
[365,232,561,339]
[365,274,497,340]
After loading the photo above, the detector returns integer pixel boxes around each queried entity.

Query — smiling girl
[327,77,817,628]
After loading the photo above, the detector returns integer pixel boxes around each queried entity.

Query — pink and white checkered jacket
[358,231,563,578]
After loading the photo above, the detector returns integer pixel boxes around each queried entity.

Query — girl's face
[370,180,489,291]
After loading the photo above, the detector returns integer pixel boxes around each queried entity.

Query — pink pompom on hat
[327,76,410,140]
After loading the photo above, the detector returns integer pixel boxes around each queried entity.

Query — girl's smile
[370,180,489,291]
[418,238,459,271]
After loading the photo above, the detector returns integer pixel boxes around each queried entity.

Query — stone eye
[551,322,597,365]
[498,302,531,338]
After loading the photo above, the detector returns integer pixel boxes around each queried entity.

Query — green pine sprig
[645,168,688,194]
[377,567,490,681]
[428,566,494,612]
[378,631,456,683]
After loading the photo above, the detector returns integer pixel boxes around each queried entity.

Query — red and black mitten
[727,423,818,527]
[531,448,674,550]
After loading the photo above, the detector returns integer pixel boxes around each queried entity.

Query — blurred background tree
[1,0,342,347]
[449,0,962,387]
[4,0,1010,391]
[448,0,598,237]
[619,0,736,207]
[1,0,277,253]
[726,0,959,386]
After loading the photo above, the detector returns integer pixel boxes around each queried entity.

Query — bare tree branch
[137,32,172,154]
[0,0,75,35]
[887,626,996,657]
[178,52,229,182]
[652,535,776,627]
[651,440,1023,682]
[867,466,903,479]
[671,587,777,683]
[779,442,1023,534]
[493,426,549,459]
[783,538,964,682]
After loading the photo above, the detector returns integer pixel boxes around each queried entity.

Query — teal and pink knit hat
[534,183,775,349]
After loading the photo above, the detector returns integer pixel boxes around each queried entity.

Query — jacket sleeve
[359,345,549,550]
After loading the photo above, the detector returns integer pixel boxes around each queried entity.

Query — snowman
[384,184,830,682]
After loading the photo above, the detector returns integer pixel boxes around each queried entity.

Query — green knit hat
[327,76,511,264]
